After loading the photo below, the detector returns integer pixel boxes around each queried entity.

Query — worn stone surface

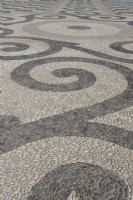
[27,162,129,200]
[0,0,133,199]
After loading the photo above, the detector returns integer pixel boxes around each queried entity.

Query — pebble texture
[67,25,91,30]
[0,0,133,199]
[0,137,133,200]
[27,162,129,200]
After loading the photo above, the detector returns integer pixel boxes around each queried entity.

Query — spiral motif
[0,37,63,60]
[1,0,133,200]
[11,64,96,92]
[10,56,128,93]
[110,41,133,54]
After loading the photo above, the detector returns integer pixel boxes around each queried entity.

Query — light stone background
[0,0,133,199]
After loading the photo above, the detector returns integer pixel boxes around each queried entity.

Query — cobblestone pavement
[0,0,133,199]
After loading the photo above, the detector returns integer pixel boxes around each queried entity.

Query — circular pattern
[2,14,35,26]
[27,162,129,200]
[32,67,96,92]
[0,42,29,52]
[39,21,119,37]
[110,41,133,54]
[23,21,121,40]
[67,25,91,30]
[35,14,66,20]
[0,37,63,60]
[79,15,127,22]
[1,1,133,200]
[11,57,127,93]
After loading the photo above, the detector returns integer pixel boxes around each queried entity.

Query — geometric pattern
[0,0,133,199]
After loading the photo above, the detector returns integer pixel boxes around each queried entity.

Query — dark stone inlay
[11,57,133,93]
[0,42,29,52]
[35,14,66,20]
[1,113,133,154]
[1,16,14,22]
[0,57,129,152]
[80,15,127,22]
[27,162,129,200]
[99,16,111,19]
[0,27,13,37]
[0,37,66,60]
[127,21,133,26]
[72,45,133,64]
[67,25,91,30]
[1,56,133,153]
[0,46,133,153]
[2,14,35,26]
[1,36,133,64]
[110,41,133,54]
[11,59,96,92]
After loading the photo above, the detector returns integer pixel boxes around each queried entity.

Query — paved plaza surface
[0,0,133,199]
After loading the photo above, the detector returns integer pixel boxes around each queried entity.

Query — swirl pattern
[110,41,133,54]
[1,0,133,199]
[0,37,64,60]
